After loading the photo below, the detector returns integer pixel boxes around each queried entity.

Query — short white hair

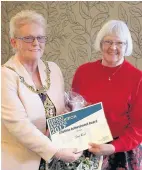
[95,20,133,56]
[10,10,47,38]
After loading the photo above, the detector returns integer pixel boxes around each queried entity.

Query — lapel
[4,55,61,114]
[38,59,59,113]
[38,59,48,89]
[5,55,36,89]
[5,55,49,93]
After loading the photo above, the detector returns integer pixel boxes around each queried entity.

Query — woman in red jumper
[72,20,142,170]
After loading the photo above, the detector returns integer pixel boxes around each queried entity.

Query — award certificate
[47,102,113,151]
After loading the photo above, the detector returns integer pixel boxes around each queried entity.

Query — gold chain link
[4,60,50,94]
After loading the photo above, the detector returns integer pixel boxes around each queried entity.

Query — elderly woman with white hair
[70,20,142,169]
[1,10,82,170]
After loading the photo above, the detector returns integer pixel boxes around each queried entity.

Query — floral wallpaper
[1,1,142,90]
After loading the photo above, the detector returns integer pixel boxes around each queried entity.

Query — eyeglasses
[102,40,127,48]
[15,36,48,43]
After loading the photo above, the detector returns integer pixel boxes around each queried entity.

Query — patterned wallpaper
[1,1,142,90]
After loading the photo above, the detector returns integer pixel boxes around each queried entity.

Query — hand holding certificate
[47,102,113,152]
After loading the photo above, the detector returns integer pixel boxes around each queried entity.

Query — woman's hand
[54,148,83,162]
[45,129,50,137]
[88,143,115,156]
[61,107,71,114]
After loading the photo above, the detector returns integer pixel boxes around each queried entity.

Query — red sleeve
[72,66,82,94]
[112,76,142,152]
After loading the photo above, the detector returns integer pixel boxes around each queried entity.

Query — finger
[75,151,83,154]
[61,109,70,114]
[88,147,100,153]
[89,143,100,147]
[45,129,50,136]
[61,111,66,114]
[75,151,83,155]
[88,144,92,149]
[74,152,82,160]
[72,148,78,153]
[75,152,82,157]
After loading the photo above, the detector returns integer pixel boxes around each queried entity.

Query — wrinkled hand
[54,148,83,162]
[88,143,115,156]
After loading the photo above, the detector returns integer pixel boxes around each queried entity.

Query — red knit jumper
[72,59,142,152]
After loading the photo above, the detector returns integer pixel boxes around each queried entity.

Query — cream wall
[1,1,142,90]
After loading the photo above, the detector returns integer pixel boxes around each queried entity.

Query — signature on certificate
[75,132,86,138]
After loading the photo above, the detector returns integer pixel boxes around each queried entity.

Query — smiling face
[101,35,127,67]
[11,23,46,62]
